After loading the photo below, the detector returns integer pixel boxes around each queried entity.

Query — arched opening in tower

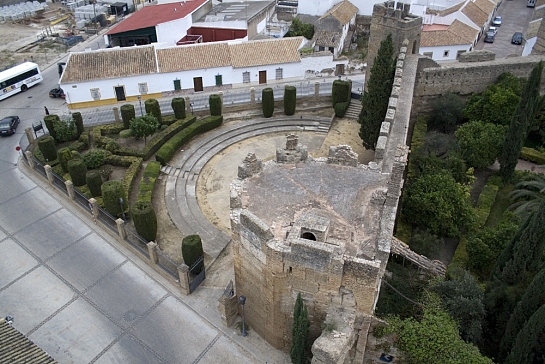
[301,232,316,241]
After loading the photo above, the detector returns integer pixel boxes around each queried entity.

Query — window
[90,88,100,100]
[138,82,148,94]
[443,50,450,57]
[173,79,181,90]
[215,74,223,86]
[423,52,433,58]
[243,71,250,83]
[275,68,283,80]
[0,68,39,88]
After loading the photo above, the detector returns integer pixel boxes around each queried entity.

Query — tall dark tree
[499,62,544,182]
[500,267,545,359]
[359,33,395,150]
[504,304,545,364]
[427,92,465,133]
[290,293,309,364]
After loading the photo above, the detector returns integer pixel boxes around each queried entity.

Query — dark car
[49,86,66,98]
[0,116,20,135]
[484,31,495,43]
[512,32,523,44]
[492,16,502,26]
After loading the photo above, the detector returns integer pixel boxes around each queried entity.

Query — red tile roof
[107,0,207,35]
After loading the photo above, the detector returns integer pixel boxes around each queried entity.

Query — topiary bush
[101,180,125,217]
[182,234,204,273]
[38,135,58,162]
[67,158,87,186]
[334,102,349,118]
[86,170,102,197]
[83,148,109,169]
[209,94,222,116]
[58,147,73,172]
[284,85,296,116]
[144,98,162,124]
[332,80,350,106]
[73,112,84,138]
[262,88,274,118]
[119,129,133,138]
[138,161,161,202]
[131,201,157,242]
[120,104,136,130]
[43,115,59,140]
[171,97,186,120]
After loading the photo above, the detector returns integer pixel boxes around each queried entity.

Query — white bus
[0,62,43,101]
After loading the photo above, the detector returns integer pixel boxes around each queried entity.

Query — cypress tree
[131,201,157,242]
[290,293,309,364]
[209,94,222,116]
[181,234,204,273]
[504,304,545,364]
[67,158,87,186]
[262,88,274,118]
[171,97,186,120]
[120,104,136,129]
[499,61,544,183]
[86,170,103,197]
[73,112,84,138]
[359,33,395,150]
[500,267,545,359]
[284,85,296,116]
[58,147,72,172]
[38,135,58,162]
[145,98,162,124]
[101,180,125,216]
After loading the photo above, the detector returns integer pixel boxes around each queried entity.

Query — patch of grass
[485,184,514,227]
[448,235,468,272]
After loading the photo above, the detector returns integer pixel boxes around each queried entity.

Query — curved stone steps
[164,116,333,259]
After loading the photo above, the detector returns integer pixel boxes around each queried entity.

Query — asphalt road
[0,64,286,363]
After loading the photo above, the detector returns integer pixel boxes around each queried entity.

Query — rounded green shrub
[83,149,109,169]
[67,158,87,186]
[101,180,125,217]
[105,140,121,153]
[86,170,103,197]
[120,104,136,129]
[131,201,157,242]
[182,234,204,273]
[284,85,296,116]
[171,97,186,120]
[73,112,84,138]
[58,147,73,172]
[334,102,349,118]
[262,88,274,118]
[119,129,133,138]
[209,94,222,116]
[38,135,58,162]
[43,115,59,140]
[144,98,162,124]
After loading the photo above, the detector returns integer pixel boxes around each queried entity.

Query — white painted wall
[230,61,303,87]
[419,43,471,60]
[194,20,247,29]
[523,37,536,56]
[256,18,266,33]
[156,17,193,45]
[300,53,348,75]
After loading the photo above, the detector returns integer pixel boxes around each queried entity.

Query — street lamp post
[137,95,143,116]
[190,102,194,114]
[239,296,247,337]
[119,197,126,222]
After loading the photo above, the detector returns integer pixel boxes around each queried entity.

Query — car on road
[0,116,20,135]
[492,16,503,26]
[488,26,498,35]
[49,86,65,98]
[484,31,495,43]
[512,32,523,44]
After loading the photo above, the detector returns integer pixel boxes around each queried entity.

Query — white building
[313,0,358,57]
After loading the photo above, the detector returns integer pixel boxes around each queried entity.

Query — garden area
[373,63,545,364]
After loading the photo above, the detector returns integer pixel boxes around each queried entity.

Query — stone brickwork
[237,152,263,179]
[327,145,358,167]
[276,134,309,163]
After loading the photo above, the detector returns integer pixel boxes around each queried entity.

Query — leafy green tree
[509,173,545,219]
[500,267,545,359]
[499,62,544,183]
[53,115,77,142]
[402,172,475,237]
[427,92,465,133]
[359,33,395,150]
[504,304,545,364]
[286,17,314,39]
[431,270,485,344]
[130,114,159,144]
[455,121,506,169]
[464,86,521,126]
[291,293,309,364]
[408,229,442,260]
[387,293,493,364]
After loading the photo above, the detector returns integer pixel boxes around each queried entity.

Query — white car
[489,26,498,35]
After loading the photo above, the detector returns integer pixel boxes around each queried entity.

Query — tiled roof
[61,45,158,83]
[106,0,207,35]
[473,0,496,17]
[318,0,358,25]
[437,1,465,16]
[421,19,478,46]
[157,42,231,72]
[527,18,542,39]
[461,1,489,27]
[315,30,341,47]
[0,319,57,364]
[229,37,303,68]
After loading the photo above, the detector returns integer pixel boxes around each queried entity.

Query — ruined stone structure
[366,2,422,79]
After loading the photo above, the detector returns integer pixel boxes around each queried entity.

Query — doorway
[193,77,203,92]
[259,71,266,84]
[114,86,126,101]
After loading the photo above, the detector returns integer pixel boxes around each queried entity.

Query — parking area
[475,0,534,58]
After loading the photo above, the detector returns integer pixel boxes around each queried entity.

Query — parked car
[488,26,498,35]
[49,86,66,98]
[484,31,495,43]
[512,32,523,44]
[492,16,503,26]
[0,116,20,135]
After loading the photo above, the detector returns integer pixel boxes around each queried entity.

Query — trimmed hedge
[156,115,223,165]
[86,170,103,197]
[38,135,58,162]
[145,98,162,124]
[474,183,499,228]
[284,85,296,116]
[58,147,73,172]
[407,116,428,179]
[138,161,161,202]
[334,102,349,118]
[172,97,186,120]
[448,235,469,272]
[520,147,545,165]
[67,158,87,186]
[262,88,274,118]
[120,104,136,129]
[73,112,84,138]
[83,148,110,169]
[209,94,222,116]
[101,180,125,217]
[182,234,204,273]
[43,115,59,140]
[105,155,142,201]
[332,80,350,106]
[131,201,157,242]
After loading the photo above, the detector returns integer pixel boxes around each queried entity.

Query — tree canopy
[130,114,159,144]
[427,92,465,133]
[455,120,506,169]
[286,17,314,39]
